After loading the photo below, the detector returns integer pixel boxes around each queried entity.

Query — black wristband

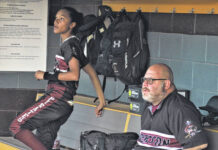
[43,72,60,81]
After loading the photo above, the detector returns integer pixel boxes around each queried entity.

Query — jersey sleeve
[62,38,89,68]
[169,99,208,149]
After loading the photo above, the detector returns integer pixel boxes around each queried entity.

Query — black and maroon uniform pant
[9,84,74,149]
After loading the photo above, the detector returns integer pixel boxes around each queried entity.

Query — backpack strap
[107,85,128,104]
[93,77,128,104]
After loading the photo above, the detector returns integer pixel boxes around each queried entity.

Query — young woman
[9,7,106,150]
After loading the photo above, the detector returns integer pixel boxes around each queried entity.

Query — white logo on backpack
[113,40,121,48]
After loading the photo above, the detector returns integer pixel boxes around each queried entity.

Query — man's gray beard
[142,88,166,104]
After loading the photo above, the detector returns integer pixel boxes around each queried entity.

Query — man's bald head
[148,63,174,85]
[142,63,175,105]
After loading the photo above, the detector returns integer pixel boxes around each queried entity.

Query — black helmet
[200,96,218,126]
[199,96,218,114]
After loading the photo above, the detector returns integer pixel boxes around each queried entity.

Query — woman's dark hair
[62,7,83,34]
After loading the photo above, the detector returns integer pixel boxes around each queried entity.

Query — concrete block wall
[147,32,218,111]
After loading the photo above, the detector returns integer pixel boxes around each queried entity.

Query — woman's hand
[35,70,45,80]
[83,64,106,117]
[95,102,105,117]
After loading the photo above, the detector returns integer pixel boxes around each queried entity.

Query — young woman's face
[53,9,74,35]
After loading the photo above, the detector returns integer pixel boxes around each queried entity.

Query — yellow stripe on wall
[103,0,218,14]
[0,142,20,150]
[204,128,218,133]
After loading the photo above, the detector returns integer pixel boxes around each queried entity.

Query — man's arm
[168,99,208,150]
[184,143,208,150]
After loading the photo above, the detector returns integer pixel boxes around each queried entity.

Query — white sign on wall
[0,0,48,71]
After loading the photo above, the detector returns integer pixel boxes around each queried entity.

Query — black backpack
[80,130,139,150]
[77,7,149,103]
[77,14,106,69]
[110,10,149,85]
[95,9,149,85]
[77,5,115,75]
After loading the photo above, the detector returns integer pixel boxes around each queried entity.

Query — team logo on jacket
[137,130,182,149]
[184,120,201,139]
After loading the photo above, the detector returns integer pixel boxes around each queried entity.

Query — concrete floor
[0,137,75,150]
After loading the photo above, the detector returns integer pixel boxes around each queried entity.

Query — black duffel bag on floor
[80,130,139,150]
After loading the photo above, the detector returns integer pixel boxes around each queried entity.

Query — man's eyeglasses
[141,77,167,85]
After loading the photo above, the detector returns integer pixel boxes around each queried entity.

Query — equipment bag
[77,7,150,103]
[77,14,106,69]
[80,130,139,150]
[77,6,127,103]
[78,5,114,76]
[96,9,149,84]
[94,14,117,77]
[79,8,149,84]
[111,9,149,85]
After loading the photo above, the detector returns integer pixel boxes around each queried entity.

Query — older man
[134,63,208,150]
